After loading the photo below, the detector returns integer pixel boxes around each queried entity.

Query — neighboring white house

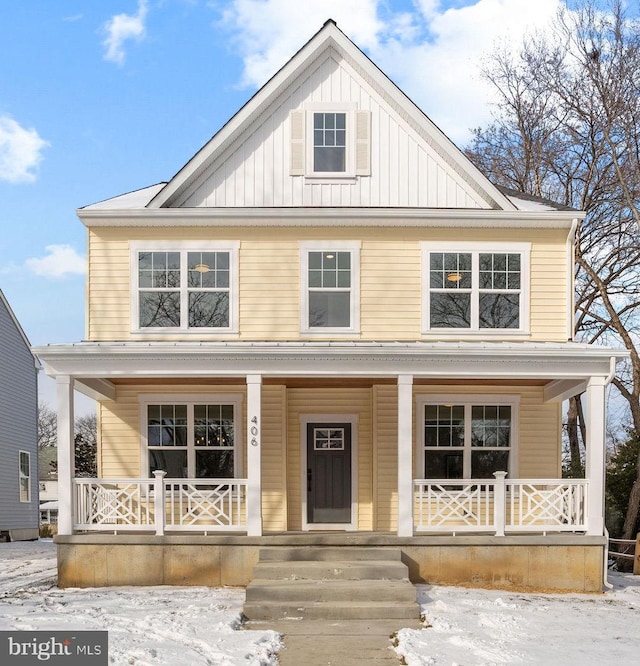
[0,288,39,541]
[39,447,58,525]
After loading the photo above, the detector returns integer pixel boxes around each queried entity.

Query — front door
[306,423,352,524]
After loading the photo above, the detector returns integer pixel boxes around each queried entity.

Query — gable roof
[147,19,516,212]
[0,288,35,356]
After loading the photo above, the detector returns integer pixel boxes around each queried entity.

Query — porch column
[397,374,414,537]
[56,375,75,536]
[246,375,262,536]
[585,376,607,536]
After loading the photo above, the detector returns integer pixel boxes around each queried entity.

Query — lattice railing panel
[414,481,496,532]
[164,481,247,531]
[506,481,587,531]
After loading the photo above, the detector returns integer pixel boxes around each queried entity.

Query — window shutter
[289,110,305,176]
[355,110,371,176]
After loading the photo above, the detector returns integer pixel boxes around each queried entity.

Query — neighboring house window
[422,243,530,333]
[19,451,30,502]
[143,397,241,478]
[300,242,361,333]
[131,242,239,332]
[313,112,346,172]
[289,107,370,177]
[418,397,517,479]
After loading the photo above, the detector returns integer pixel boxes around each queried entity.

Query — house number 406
[250,415,259,446]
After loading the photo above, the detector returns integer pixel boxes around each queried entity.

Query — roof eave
[76,206,584,228]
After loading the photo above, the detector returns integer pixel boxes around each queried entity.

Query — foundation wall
[55,535,606,593]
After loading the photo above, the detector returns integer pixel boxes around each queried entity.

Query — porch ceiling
[33,340,626,402]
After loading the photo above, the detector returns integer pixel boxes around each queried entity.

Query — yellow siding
[98,384,248,478]
[373,385,398,531]
[285,387,373,531]
[87,225,569,343]
[261,385,287,531]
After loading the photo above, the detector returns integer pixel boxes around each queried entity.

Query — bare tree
[466,0,640,536]
[39,405,98,478]
[38,403,57,450]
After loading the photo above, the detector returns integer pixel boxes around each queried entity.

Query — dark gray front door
[307,423,352,524]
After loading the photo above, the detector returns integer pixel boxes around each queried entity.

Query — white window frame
[19,450,31,503]
[305,103,357,179]
[415,395,519,479]
[130,241,239,335]
[300,240,361,335]
[139,394,244,479]
[421,242,530,335]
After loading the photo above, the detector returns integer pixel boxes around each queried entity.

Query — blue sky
[0,0,566,407]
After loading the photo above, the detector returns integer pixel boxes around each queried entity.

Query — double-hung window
[131,242,239,333]
[423,243,530,333]
[143,396,242,479]
[289,105,370,178]
[313,112,347,172]
[300,241,360,333]
[19,451,31,502]
[418,397,517,479]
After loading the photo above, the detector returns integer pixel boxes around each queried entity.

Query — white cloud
[25,245,86,279]
[219,0,383,88]
[103,0,149,65]
[0,115,49,183]
[219,0,563,143]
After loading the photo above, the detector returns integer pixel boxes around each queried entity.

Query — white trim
[138,393,244,479]
[300,413,358,531]
[18,450,31,503]
[78,207,583,227]
[129,241,239,335]
[304,103,357,178]
[415,394,520,479]
[421,242,531,335]
[299,240,361,334]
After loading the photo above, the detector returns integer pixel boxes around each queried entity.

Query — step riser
[258,547,403,562]
[252,562,408,581]
[246,582,416,603]
[243,603,419,621]
[243,547,419,621]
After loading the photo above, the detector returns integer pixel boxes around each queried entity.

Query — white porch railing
[74,472,248,534]
[414,474,588,534]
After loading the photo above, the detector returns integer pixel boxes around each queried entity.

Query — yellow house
[36,20,626,594]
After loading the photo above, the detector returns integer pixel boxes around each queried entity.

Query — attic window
[313,113,346,172]
[289,108,370,178]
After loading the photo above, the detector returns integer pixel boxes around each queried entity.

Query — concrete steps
[243,547,419,621]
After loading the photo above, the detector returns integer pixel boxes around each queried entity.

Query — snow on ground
[0,540,281,665]
[395,573,640,665]
[2,540,640,665]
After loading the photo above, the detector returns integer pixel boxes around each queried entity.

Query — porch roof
[33,340,627,403]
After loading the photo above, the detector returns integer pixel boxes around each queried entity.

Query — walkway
[244,618,423,665]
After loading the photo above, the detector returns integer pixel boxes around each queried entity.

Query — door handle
[307,469,312,492]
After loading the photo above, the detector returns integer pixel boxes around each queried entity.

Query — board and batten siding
[176,53,485,210]
[0,296,38,534]
[87,226,569,343]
